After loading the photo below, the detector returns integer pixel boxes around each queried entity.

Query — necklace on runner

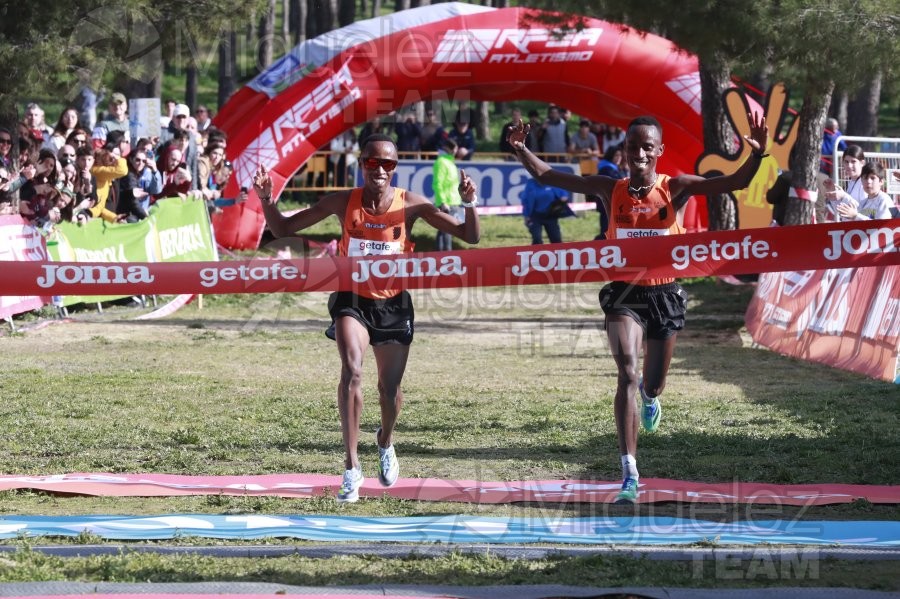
[628,175,658,196]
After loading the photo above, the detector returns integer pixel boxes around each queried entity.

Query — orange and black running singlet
[338,187,411,299]
[607,174,684,286]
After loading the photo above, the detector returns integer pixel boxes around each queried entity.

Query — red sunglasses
[361,157,398,171]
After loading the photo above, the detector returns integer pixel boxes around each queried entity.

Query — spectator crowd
[0,92,244,232]
[4,95,895,238]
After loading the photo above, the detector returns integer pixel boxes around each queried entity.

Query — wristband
[461,196,478,208]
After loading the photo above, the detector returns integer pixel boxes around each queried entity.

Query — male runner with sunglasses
[254,133,480,503]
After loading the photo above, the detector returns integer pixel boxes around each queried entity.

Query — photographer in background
[394,110,422,156]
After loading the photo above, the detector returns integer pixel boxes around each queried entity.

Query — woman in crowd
[54,159,78,224]
[65,128,91,149]
[58,158,78,200]
[197,143,229,200]
[72,145,97,219]
[823,144,866,221]
[19,149,62,227]
[18,137,36,170]
[45,107,81,152]
[197,141,243,213]
[117,147,163,222]
[0,127,15,171]
[90,147,128,222]
[596,145,625,179]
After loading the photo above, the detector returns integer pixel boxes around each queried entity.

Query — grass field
[1,214,898,590]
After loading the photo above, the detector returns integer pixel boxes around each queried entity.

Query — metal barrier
[283,150,579,193]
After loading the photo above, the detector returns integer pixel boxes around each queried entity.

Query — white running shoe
[376,427,400,487]
[336,467,364,503]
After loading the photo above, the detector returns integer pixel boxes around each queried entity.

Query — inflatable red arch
[212,3,706,249]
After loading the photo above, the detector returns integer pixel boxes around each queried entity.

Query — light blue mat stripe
[1,515,898,546]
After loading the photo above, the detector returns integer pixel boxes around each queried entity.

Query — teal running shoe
[614,477,639,504]
[639,380,661,433]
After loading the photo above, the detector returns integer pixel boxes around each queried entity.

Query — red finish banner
[745,265,900,382]
[1,221,898,297]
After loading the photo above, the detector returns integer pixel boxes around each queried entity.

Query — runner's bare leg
[606,314,644,457]
[373,343,409,448]
[335,316,370,470]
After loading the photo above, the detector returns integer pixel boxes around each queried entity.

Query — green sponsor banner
[49,218,152,306]
[48,198,216,307]
[149,198,217,263]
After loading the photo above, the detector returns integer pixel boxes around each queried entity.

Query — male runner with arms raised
[254,133,480,502]
[508,114,768,503]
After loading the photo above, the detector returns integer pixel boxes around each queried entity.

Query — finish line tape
[2,220,898,296]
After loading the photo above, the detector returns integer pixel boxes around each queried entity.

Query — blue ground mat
[1,514,898,546]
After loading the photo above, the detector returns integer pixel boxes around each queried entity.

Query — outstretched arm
[508,120,616,198]
[672,112,769,198]
[415,169,480,244]
[253,163,340,238]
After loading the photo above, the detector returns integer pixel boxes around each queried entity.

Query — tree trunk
[477,101,491,141]
[847,72,881,137]
[0,99,20,142]
[784,82,834,226]
[371,0,382,18]
[258,0,277,71]
[246,11,256,42]
[698,56,738,231]
[185,65,198,113]
[218,30,238,108]
[282,0,291,43]
[338,0,356,27]
[395,0,410,10]
[306,0,317,39]
[828,89,848,131]
[308,0,336,38]
[290,0,305,44]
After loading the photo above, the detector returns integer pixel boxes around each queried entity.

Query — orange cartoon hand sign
[696,83,799,227]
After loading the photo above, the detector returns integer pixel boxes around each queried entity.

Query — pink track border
[1,473,896,505]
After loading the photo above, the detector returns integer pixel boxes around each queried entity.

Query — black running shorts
[326,290,415,346]
[598,281,688,340]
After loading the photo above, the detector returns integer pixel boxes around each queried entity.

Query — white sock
[621,454,639,480]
